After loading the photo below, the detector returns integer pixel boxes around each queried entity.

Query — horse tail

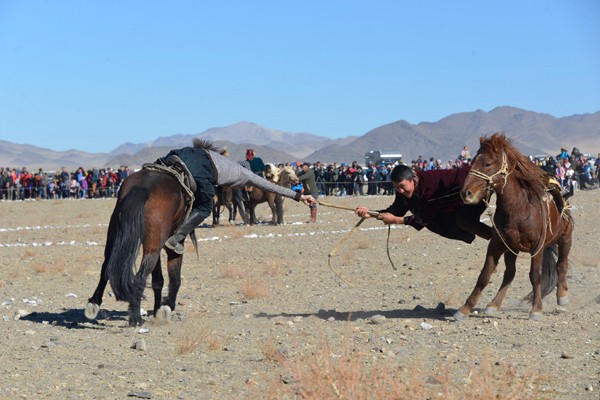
[522,244,559,302]
[540,244,559,298]
[106,187,149,303]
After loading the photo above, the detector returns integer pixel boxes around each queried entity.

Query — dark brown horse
[212,186,248,225]
[245,165,299,225]
[84,168,191,326]
[458,133,574,321]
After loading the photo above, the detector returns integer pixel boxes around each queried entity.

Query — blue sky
[1,1,599,153]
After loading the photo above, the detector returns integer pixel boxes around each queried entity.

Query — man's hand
[355,206,373,218]
[377,212,404,225]
[300,194,316,206]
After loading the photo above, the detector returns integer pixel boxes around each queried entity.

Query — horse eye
[485,163,492,167]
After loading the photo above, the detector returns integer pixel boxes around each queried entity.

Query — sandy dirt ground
[0,189,599,399]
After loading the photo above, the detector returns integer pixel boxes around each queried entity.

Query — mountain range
[2,106,598,170]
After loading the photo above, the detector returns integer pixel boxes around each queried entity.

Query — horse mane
[479,133,550,198]
[192,138,227,155]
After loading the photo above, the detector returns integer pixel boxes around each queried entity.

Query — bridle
[467,151,510,194]
[467,151,549,258]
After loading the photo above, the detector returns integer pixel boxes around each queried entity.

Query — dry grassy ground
[0,190,599,399]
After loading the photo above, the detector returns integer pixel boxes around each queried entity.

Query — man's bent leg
[456,204,492,240]
[165,210,207,255]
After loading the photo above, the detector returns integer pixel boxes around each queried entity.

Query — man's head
[390,165,415,198]
[301,162,311,171]
[246,149,255,161]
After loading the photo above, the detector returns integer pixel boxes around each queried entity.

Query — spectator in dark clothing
[297,162,319,223]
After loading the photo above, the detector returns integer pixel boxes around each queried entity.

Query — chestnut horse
[84,168,192,326]
[458,133,574,321]
[245,165,299,225]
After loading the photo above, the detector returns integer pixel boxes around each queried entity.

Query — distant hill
[1,106,598,170]
[307,106,600,164]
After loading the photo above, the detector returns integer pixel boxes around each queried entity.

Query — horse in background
[212,186,248,225]
[245,164,299,225]
[458,133,574,321]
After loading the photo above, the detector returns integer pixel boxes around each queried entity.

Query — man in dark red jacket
[356,164,491,243]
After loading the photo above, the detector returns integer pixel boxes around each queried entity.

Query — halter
[467,151,510,194]
[468,151,551,258]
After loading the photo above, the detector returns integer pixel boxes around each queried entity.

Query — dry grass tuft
[240,277,269,300]
[21,249,37,259]
[176,328,203,354]
[227,228,246,240]
[340,250,355,265]
[433,287,459,307]
[355,240,370,250]
[263,260,282,277]
[264,329,541,400]
[570,253,598,268]
[218,265,246,279]
[259,339,285,363]
[33,261,66,274]
[175,326,223,354]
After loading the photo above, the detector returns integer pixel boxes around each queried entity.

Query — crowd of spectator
[0,166,132,201]
[1,145,598,201]
[530,147,599,192]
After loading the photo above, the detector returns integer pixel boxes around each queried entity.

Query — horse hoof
[155,305,172,323]
[484,307,498,316]
[454,310,469,321]
[557,296,569,306]
[84,302,100,320]
[528,312,543,321]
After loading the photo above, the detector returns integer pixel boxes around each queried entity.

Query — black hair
[390,164,414,182]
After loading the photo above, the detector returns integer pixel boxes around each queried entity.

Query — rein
[318,201,397,286]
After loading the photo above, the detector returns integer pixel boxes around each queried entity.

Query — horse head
[280,166,299,185]
[462,132,550,205]
[461,133,510,205]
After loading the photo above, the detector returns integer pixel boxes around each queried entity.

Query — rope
[142,162,195,221]
[319,201,397,286]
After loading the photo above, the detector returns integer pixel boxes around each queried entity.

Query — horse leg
[275,195,284,224]
[267,196,277,225]
[233,189,249,224]
[85,213,118,320]
[128,251,160,326]
[161,252,183,312]
[85,259,109,320]
[528,253,545,321]
[556,221,573,306]
[150,256,164,316]
[225,203,234,224]
[455,240,504,320]
[248,203,256,225]
[485,251,516,315]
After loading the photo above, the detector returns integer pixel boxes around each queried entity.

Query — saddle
[143,155,196,217]
[546,177,569,216]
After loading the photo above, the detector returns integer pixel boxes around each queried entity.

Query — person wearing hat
[355,164,491,243]
[298,162,319,223]
[161,139,317,254]
[245,149,266,177]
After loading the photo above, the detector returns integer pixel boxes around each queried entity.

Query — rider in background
[245,149,266,177]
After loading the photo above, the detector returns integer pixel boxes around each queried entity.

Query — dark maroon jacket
[380,166,481,242]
